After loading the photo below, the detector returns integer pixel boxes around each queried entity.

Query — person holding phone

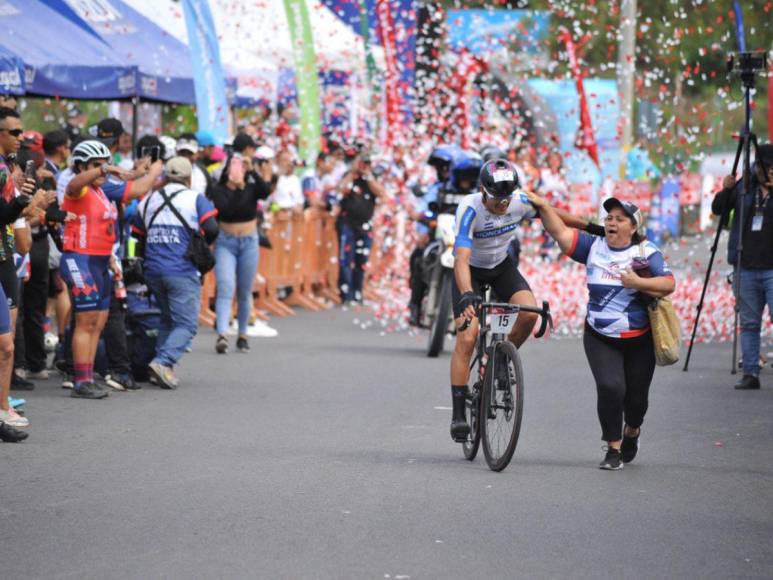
[0,107,53,435]
[336,152,385,304]
[61,140,158,399]
[209,146,271,354]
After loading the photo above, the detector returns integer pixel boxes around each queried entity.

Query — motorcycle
[422,210,457,357]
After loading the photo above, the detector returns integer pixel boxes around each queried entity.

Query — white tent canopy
[124,0,379,104]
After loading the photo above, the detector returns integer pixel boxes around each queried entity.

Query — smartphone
[24,160,37,191]
[141,146,161,163]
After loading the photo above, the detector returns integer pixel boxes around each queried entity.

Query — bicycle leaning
[458,286,552,472]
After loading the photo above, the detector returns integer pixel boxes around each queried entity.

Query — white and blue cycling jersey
[453,191,538,269]
[570,231,674,339]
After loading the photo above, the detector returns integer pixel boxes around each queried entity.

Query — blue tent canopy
[0,45,25,95]
[0,0,135,99]
[42,0,196,104]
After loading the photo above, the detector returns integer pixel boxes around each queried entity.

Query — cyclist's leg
[449,276,479,439]
[492,258,537,348]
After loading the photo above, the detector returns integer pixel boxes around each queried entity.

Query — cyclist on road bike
[449,158,601,441]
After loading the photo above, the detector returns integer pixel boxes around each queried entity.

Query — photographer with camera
[337,152,385,304]
[713,144,773,390]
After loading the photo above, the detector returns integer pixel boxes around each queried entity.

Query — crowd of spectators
[0,105,392,442]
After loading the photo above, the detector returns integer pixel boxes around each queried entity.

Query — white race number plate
[490,310,517,334]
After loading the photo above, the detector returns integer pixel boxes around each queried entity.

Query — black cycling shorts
[0,258,18,309]
[452,255,531,319]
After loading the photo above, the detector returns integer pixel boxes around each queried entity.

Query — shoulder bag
[639,244,681,366]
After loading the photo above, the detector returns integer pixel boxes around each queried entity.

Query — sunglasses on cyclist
[0,128,23,137]
[484,192,512,208]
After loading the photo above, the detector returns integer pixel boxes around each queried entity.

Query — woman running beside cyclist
[527,191,675,470]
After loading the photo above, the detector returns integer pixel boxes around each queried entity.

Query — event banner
[283,0,321,164]
[181,0,229,142]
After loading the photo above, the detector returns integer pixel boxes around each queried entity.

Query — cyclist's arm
[454,247,474,294]
[525,191,574,253]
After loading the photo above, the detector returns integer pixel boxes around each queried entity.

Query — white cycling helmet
[71,140,111,165]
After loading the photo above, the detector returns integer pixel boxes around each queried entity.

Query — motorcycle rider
[449,158,603,442]
[408,145,462,326]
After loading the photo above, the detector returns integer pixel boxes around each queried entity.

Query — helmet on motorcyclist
[479,158,520,199]
[428,144,462,182]
[479,145,506,164]
[448,150,483,193]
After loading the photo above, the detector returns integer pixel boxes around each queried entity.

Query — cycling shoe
[450,419,471,442]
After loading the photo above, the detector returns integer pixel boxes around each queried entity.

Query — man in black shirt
[712,144,773,390]
[337,153,385,303]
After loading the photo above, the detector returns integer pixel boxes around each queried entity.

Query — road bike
[459,287,552,471]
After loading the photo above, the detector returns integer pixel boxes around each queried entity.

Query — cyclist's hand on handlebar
[458,291,482,322]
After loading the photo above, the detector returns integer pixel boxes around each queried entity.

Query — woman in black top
[209,153,271,354]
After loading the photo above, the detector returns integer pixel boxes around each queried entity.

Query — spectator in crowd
[537,151,570,260]
[270,149,304,213]
[132,157,218,387]
[233,133,257,161]
[115,131,134,170]
[302,152,335,210]
[337,153,385,304]
[0,107,52,430]
[64,105,87,144]
[89,126,165,391]
[43,130,70,177]
[0,94,17,110]
[210,146,271,353]
[712,144,773,390]
[195,130,219,169]
[176,133,211,196]
[62,140,160,399]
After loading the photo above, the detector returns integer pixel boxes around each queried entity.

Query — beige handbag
[639,244,681,366]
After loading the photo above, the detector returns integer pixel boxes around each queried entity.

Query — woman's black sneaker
[0,421,28,442]
[215,335,228,354]
[621,427,640,463]
[11,372,34,391]
[599,447,623,471]
[236,337,250,353]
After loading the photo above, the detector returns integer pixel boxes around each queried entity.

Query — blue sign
[447,9,550,56]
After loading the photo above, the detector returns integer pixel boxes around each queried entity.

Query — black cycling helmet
[479,144,506,163]
[480,158,520,199]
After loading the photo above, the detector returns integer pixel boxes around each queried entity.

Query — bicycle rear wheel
[481,341,524,472]
[462,380,482,460]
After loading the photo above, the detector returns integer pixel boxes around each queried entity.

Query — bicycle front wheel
[481,341,524,472]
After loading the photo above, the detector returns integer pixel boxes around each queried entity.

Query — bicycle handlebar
[458,300,553,338]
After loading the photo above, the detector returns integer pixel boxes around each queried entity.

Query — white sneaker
[247,320,278,338]
[0,407,29,428]
[27,369,49,380]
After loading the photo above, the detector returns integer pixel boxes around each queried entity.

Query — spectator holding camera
[132,157,218,388]
[713,144,773,390]
[337,153,385,304]
[209,141,272,354]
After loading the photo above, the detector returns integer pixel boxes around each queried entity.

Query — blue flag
[181,0,229,142]
[733,1,746,51]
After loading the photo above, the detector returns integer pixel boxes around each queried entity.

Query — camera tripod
[683,52,768,373]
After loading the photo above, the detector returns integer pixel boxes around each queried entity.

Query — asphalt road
[2,306,772,579]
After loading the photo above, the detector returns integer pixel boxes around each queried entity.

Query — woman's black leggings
[582,324,656,442]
